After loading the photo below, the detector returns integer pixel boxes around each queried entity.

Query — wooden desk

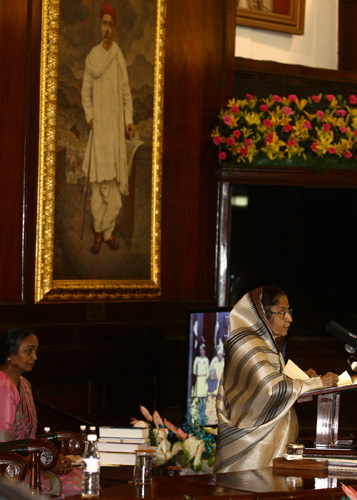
[71,466,357,499]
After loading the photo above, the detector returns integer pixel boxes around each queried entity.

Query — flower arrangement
[131,405,217,473]
[211,93,357,169]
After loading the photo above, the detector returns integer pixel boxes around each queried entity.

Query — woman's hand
[321,371,339,388]
[305,368,318,378]
[51,454,73,475]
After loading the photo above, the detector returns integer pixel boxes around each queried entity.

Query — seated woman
[214,285,339,473]
[0,326,82,498]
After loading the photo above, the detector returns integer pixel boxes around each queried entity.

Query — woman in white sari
[214,286,339,473]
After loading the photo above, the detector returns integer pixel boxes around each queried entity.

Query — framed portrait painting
[236,0,305,35]
[35,0,165,302]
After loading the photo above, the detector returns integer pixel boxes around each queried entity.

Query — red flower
[246,93,254,100]
[340,126,348,133]
[244,139,253,147]
[326,94,335,101]
[272,95,282,102]
[303,121,312,129]
[349,95,357,105]
[282,106,293,116]
[226,137,235,145]
[218,152,226,160]
[288,94,297,102]
[328,147,336,154]
[263,119,272,127]
[336,109,347,116]
[233,129,242,139]
[311,95,320,103]
[344,151,353,159]
[265,133,274,144]
[323,123,331,132]
[231,105,240,113]
[260,104,268,112]
[287,140,297,147]
[283,124,293,133]
[213,136,222,145]
[223,115,233,125]
[310,142,319,152]
[240,147,248,156]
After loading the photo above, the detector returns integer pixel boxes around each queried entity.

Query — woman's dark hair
[262,285,287,320]
[0,326,35,365]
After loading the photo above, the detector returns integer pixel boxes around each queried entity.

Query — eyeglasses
[270,309,293,319]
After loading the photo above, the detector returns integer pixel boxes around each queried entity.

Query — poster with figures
[186,309,231,426]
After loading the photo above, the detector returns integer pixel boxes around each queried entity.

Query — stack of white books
[98,426,149,466]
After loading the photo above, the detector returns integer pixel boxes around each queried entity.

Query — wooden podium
[297,384,357,454]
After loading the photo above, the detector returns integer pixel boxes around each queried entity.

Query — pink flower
[311,95,320,103]
[246,93,254,100]
[316,110,325,120]
[164,419,188,441]
[233,129,241,139]
[340,126,348,133]
[152,410,164,428]
[265,133,274,145]
[213,136,222,145]
[283,123,293,133]
[218,152,227,160]
[328,147,336,154]
[287,140,297,147]
[263,119,272,127]
[231,105,240,113]
[272,95,282,103]
[303,120,312,129]
[341,483,357,500]
[140,405,153,421]
[354,129,357,137]
[223,115,233,125]
[260,104,268,112]
[323,123,331,132]
[282,106,293,116]
[326,94,335,101]
[288,94,297,102]
[244,139,253,147]
[310,142,319,152]
[240,147,248,157]
[349,95,357,105]
[336,109,347,116]
[344,151,353,159]
[226,137,235,145]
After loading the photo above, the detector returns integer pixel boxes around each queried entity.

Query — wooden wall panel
[161,0,235,300]
[0,0,30,302]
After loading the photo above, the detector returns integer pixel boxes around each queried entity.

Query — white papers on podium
[337,370,352,387]
[283,359,310,380]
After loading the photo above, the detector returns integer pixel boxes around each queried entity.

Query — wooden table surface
[71,465,357,499]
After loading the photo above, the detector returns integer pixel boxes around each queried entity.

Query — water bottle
[81,434,100,498]
[80,425,87,440]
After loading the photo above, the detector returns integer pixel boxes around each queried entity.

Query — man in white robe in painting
[82,0,137,254]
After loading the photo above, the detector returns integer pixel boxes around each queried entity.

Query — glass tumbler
[133,450,155,486]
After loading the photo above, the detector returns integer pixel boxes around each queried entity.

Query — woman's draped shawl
[214,287,323,473]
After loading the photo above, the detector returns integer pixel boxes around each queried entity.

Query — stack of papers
[283,360,352,387]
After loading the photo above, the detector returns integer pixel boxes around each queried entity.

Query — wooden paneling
[0,0,29,302]
[161,0,235,299]
[339,0,357,71]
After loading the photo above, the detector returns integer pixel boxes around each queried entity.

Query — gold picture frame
[35,0,165,302]
[236,0,305,35]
